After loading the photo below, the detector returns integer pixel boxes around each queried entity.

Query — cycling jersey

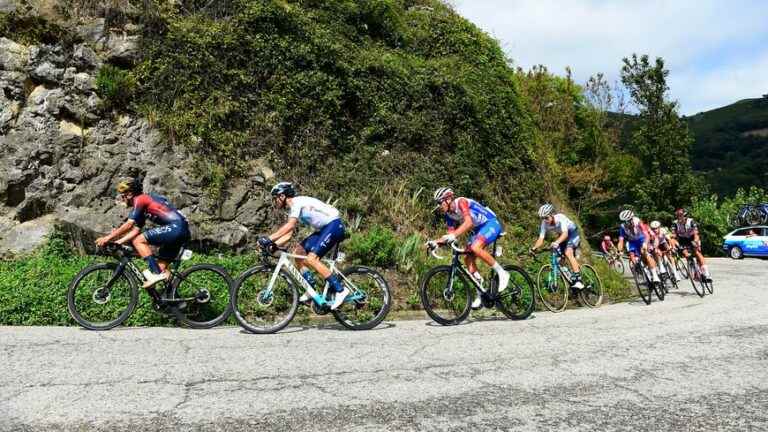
[619,218,647,242]
[444,198,497,229]
[672,218,698,239]
[601,240,614,254]
[288,196,341,230]
[539,213,577,239]
[129,193,187,228]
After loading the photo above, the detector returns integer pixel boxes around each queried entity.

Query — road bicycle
[655,251,679,292]
[420,239,535,325]
[729,203,768,227]
[230,244,391,333]
[680,244,713,298]
[533,247,603,312]
[597,249,625,275]
[670,247,690,280]
[626,250,665,305]
[67,243,233,330]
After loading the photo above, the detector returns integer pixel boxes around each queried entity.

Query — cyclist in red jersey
[96,178,191,290]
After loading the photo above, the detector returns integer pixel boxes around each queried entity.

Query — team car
[722,226,768,259]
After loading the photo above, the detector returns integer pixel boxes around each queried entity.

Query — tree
[620,54,699,213]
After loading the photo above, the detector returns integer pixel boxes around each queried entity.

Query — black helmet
[270,182,296,198]
[116,177,143,194]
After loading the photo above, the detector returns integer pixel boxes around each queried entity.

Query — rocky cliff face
[0,19,273,255]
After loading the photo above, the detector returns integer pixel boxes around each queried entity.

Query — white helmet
[538,204,555,218]
[433,187,454,203]
[619,209,634,222]
[650,220,661,229]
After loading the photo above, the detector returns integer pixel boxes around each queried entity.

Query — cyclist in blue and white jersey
[617,210,661,284]
[259,182,348,309]
[530,204,584,289]
[429,187,509,309]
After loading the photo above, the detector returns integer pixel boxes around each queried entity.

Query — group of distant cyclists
[600,209,711,284]
[96,177,710,312]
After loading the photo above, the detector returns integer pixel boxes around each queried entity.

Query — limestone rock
[0,215,58,255]
[106,35,140,65]
[0,38,28,71]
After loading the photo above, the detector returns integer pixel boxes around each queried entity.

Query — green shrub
[345,225,399,268]
[0,11,79,46]
[96,64,136,111]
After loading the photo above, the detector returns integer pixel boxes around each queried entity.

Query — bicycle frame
[264,251,364,307]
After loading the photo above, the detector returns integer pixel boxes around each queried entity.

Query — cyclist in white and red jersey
[429,187,509,309]
[617,210,661,284]
[649,220,681,281]
[530,204,584,289]
[260,182,349,309]
[672,208,711,281]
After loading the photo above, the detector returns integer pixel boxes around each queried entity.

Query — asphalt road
[1,257,767,431]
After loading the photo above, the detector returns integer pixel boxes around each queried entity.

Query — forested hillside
[687,97,768,196]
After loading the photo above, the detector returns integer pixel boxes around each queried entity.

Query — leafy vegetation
[96,64,136,110]
[0,9,79,46]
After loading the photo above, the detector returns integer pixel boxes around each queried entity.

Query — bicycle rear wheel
[67,262,139,330]
[536,264,569,312]
[578,264,604,308]
[494,264,535,320]
[231,265,299,334]
[663,256,679,290]
[419,265,472,325]
[631,263,652,305]
[171,264,233,329]
[332,266,391,330]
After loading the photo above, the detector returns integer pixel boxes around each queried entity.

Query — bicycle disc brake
[92,287,111,305]
[256,290,274,307]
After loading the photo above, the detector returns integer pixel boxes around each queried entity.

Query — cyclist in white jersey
[530,204,584,289]
[258,182,349,309]
[672,208,711,281]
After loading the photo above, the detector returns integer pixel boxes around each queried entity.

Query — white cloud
[454,0,768,114]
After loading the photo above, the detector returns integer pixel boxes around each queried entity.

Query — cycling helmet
[270,182,296,198]
[650,220,661,229]
[675,208,686,218]
[603,235,611,241]
[619,209,634,222]
[433,187,454,203]
[538,204,555,218]
[116,177,142,194]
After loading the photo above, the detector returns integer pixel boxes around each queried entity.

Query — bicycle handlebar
[426,241,465,260]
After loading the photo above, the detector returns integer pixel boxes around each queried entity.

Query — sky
[453,0,768,115]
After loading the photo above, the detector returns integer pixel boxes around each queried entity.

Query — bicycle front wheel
[231,265,299,334]
[494,265,535,320]
[631,263,652,305]
[687,260,706,298]
[578,264,604,308]
[171,264,233,329]
[675,255,689,279]
[419,265,472,326]
[67,262,139,330]
[610,258,625,275]
[332,266,391,330]
[536,264,569,313]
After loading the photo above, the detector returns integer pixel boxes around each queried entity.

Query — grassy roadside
[0,231,633,327]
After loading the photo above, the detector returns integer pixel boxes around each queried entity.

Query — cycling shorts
[144,222,191,261]
[558,228,581,255]
[301,218,345,258]
[468,218,503,246]
[627,237,645,256]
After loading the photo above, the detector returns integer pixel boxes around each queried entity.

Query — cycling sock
[301,269,316,287]
[326,274,344,293]
[491,262,505,274]
[145,256,162,274]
